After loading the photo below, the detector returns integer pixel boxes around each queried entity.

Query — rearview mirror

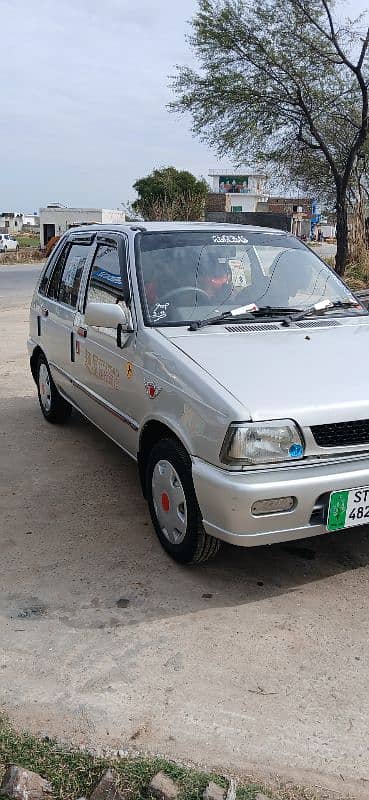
[85,301,132,331]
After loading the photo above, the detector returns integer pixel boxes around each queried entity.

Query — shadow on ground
[2,394,369,628]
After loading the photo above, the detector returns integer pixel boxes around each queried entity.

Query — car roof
[66,221,289,237]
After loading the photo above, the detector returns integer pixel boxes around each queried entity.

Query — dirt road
[1,270,369,798]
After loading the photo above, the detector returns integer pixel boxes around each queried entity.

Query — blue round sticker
[289,443,303,458]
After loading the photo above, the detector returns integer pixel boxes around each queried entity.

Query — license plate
[327,486,369,531]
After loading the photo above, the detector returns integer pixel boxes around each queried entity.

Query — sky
[1,0,368,213]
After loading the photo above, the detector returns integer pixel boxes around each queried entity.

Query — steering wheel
[160,286,210,306]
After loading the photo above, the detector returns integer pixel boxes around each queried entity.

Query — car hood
[161,319,369,426]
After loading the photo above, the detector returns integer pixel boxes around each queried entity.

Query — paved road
[1,271,369,800]
[0,262,42,307]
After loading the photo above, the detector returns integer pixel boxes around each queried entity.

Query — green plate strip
[327,490,349,531]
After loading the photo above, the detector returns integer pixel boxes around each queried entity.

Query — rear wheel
[36,353,72,424]
[146,438,221,565]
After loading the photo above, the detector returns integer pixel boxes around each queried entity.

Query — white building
[208,168,268,212]
[39,205,126,248]
[23,214,39,228]
[0,212,23,233]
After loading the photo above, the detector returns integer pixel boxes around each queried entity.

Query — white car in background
[0,233,19,252]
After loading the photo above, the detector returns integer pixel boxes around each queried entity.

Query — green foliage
[171,0,367,171]
[132,166,209,220]
[16,234,40,249]
[170,0,369,271]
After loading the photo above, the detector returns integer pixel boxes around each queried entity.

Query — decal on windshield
[152,302,170,322]
[229,259,248,287]
[212,234,248,244]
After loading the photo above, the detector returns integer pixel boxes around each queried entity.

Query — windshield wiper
[188,304,300,331]
[188,305,258,331]
[254,305,302,316]
[292,298,364,322]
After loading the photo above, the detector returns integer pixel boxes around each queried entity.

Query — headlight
[220,420,304,465]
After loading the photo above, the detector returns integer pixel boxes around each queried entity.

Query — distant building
[22,214,39,228]
[0,212,23,234]
[208,168,268,212]
[39,205,126,248]
[257,196,315,238]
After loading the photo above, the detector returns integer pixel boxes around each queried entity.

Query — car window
[46,244,70,300]
[39,243,63,295]
[85,243,123,306]
[58,243,90,308]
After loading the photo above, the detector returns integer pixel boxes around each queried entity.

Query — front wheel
[146,438,221,565]
[36,353,72,424]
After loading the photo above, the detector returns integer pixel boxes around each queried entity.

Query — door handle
[40,304,48,317]
[77,326,87,338]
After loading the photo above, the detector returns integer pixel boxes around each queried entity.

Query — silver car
[28,222,369,564]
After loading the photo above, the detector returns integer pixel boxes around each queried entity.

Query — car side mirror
[85,301,133,332]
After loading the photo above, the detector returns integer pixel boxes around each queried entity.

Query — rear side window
[58,243,90,308]
[46,245,69,300]
[39,244,64,295]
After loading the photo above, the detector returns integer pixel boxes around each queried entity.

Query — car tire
[36,353,72,424]
[146,437,221,565]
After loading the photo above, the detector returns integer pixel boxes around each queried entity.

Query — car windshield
[137,231,362,326]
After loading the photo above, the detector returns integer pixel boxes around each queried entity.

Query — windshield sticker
[229,259,248,287]
[152,302,169,321]
[212,234,248,244]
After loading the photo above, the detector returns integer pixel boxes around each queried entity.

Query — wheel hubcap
[39,363,51,412]
[152,460,187,544]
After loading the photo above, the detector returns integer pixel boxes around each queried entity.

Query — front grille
[311,419,369,448]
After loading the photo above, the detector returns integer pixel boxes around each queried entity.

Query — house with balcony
[208,168,268,213]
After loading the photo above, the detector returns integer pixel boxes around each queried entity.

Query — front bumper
[192,455,369,546]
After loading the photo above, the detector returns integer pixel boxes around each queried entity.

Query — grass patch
[322,252,369,292]
[16,233,40,249]
[0,716,324,800]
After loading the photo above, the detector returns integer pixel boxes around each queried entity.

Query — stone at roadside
[0,766,52,800]
[148,772,179,800]
[255,794,270,800]
[203,781,226,800]
[89,769,127,800]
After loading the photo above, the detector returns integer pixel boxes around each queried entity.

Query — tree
[170,0,369,275]
[132,166,209,221]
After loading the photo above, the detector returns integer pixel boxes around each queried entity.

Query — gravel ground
[1,269,369,800]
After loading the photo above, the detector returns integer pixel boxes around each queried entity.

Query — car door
[35,232,95,399]
[71,232,140,457]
